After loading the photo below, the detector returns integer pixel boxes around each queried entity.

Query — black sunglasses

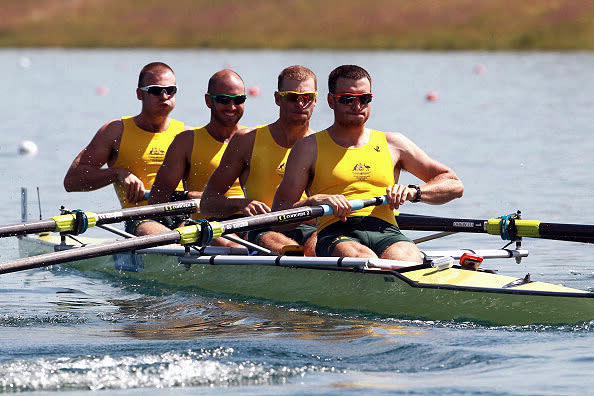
[208,93,247,105]
[331,92,373,105]
[139,85,177,96]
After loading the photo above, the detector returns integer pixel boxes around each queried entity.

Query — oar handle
[320,195,388,216]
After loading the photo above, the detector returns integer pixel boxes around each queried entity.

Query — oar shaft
[0,199,199,238]
[396,214,487,233]
[2,196,389,275]
[397,213,594,244]
[214,196,388,235]
[0,231,181,275]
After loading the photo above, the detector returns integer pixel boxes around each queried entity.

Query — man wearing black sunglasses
[201,65,319,256]
[64,62,188,235]
[272,65,464,262]
[148,69,248,247]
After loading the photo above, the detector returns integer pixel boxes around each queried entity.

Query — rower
[200,65,319,256]
[272,64,464,261]
[63,62,189,236]
[148,69,247,248]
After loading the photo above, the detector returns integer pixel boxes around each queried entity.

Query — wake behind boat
[10,190,594,326]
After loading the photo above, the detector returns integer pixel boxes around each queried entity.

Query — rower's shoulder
[382,130,413,147]
[174,129,196,140]
[93,119,124,145]
[229,126,257,145]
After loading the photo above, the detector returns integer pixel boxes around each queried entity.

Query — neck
[326,123,368,148]
[268,119,311,148]
[204,122,239,143]
[134,113,170,133]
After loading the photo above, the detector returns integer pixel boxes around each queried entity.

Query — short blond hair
[277,65,317,91]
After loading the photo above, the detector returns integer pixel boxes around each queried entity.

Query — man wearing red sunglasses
[64,62,188,235]
[272,65,464,262]
[201,65,319,255]
[148,69,248,247]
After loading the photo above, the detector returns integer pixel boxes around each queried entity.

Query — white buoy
[19,57,31,68]
[18,140,38,156]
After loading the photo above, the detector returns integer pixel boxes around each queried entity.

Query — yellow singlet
[244,125,306,207]
[112,116,185,208]
[185,127,244,220]
[309,129,396,231]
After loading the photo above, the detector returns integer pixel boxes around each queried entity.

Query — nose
[351,98,363,109]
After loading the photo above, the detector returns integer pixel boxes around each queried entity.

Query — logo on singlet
[352,163,371,181]
[374,146,380,152]
[149,147,166,161]
[276,162,286,176]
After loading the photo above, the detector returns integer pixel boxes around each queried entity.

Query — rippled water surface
[1,49,594,395]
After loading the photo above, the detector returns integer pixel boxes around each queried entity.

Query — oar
[0,199,200,238]
[395,212,594,244]
[0,196,388,275]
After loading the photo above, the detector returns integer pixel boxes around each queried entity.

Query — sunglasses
[277,91,318,102]
[139,85,178,96]
[208,93,247,105]
[331,92,373,105]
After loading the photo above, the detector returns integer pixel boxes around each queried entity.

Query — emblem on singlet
[276,162,286,176]
[149,147,166,161]
[352,163,371,181]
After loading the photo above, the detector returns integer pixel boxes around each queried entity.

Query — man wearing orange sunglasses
[272,65,464,262]
[201,65,319,255]
[64,62,188,236]
[148,69,247,247]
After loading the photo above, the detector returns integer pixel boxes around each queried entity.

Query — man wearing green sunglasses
[149,69,248,248]
[273,64,464,262]
[201,65,319,256]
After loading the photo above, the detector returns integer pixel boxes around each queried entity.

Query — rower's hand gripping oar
[0,195,388,275]
[0,199,200,238]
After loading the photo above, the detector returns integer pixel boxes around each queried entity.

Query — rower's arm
[388,132,464,205]
[201,130,255,218]
[63,120,127,192]
[148,131,193,204]
[273,136,317,210]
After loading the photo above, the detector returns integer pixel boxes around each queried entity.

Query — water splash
[0,348,339,392]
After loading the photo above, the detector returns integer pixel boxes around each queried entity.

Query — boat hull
[18,234,594,325]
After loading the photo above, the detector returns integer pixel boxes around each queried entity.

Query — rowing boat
[16,231,594,325]
[8,190,594,325]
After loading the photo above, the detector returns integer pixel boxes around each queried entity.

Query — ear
[274,91,281,106]
[205,93,212,109]
[327,93,335,109]
[136,88,142,100]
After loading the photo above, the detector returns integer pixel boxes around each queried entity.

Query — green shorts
[248,223,316,246]
[316,216,412,257]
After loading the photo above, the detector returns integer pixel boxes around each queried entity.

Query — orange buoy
[96,86,108,96]
[425,91,439,102]
[474,64,486,74]
[248,86,261,96]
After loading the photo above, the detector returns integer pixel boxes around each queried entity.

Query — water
[1,49,594,395]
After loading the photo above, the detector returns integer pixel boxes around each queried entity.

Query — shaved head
[207,69,245,94]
